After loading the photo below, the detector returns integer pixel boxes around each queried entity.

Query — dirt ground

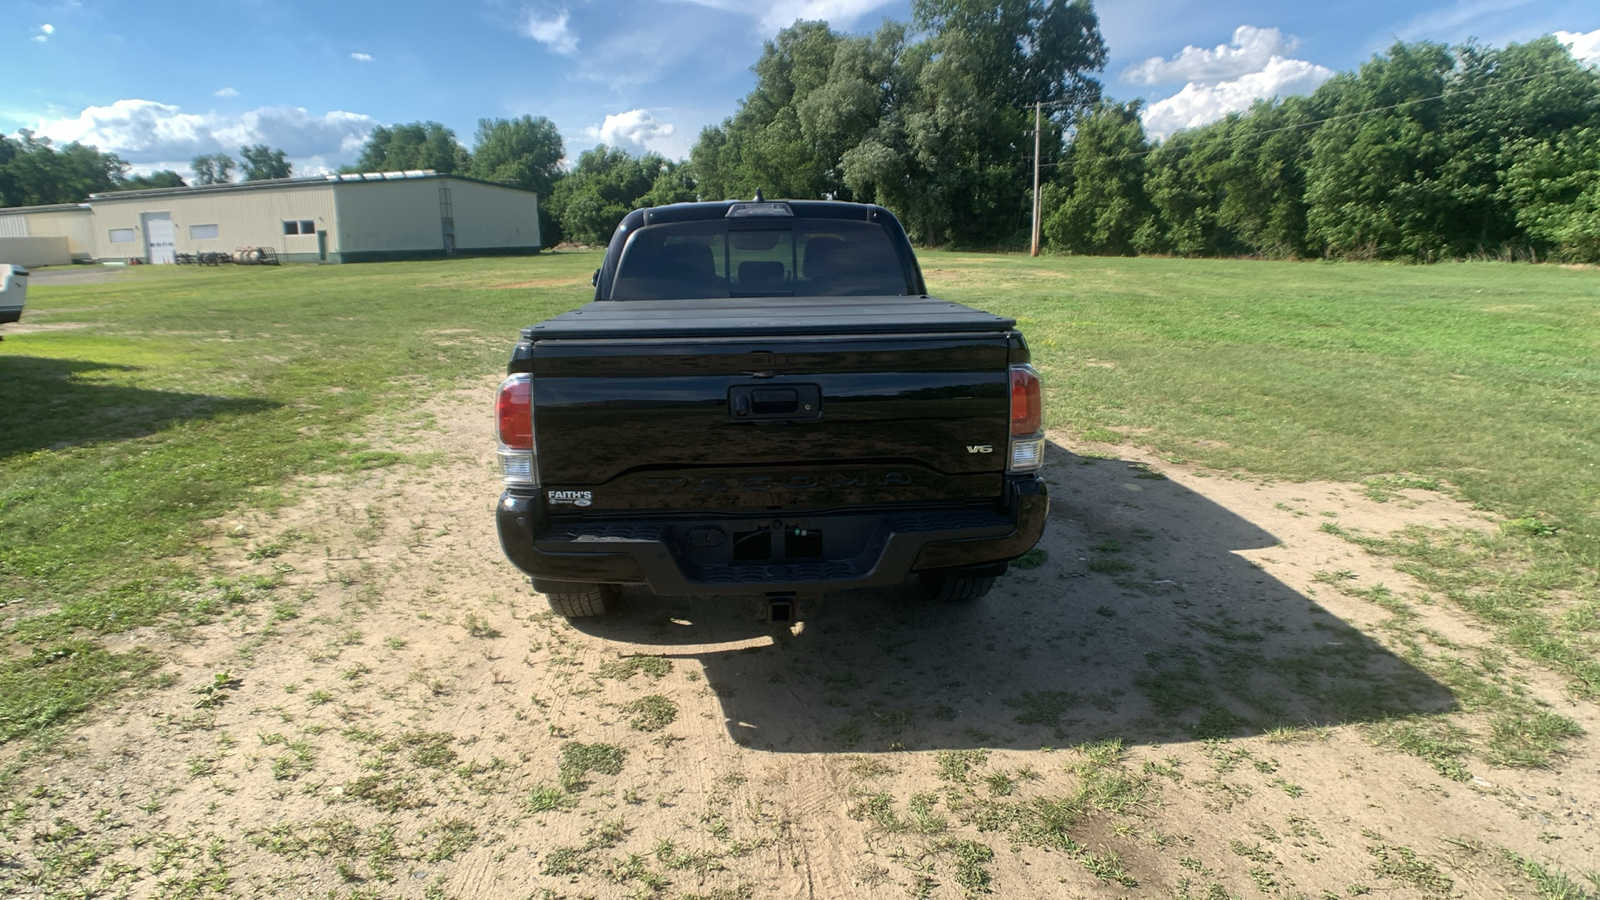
[3,380,1596,899]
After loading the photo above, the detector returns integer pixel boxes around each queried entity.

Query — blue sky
[5,0,1598,179]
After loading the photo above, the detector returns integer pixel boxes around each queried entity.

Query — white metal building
[0,170,540,265]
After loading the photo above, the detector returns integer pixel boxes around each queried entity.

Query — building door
[143,213,176,264]
[316,230,327,261]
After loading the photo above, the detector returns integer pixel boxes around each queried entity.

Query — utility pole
[1030,101,1042,257]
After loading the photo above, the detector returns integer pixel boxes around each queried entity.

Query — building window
[189,224,220,240]
[108,228,137,243]
[283,219,316,235]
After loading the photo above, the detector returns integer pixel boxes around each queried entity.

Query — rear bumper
[496,476,1048,595]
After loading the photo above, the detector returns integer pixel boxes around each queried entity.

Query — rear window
[611,220,911,300]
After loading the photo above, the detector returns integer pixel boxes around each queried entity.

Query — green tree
[692,2,1108,247]
[1044,100,1157,255]
[547,146,663,245]
[469,116,566,246]
[351,122,471,174]
[1300,38,1600,259]
[904,0,1107,245]
[1210,97,1319,257]
[469,116,564,193]
[0,131,127,205]
[1142,96,1320,258]
[1143,126,1229,256]
[0,136,15,205]
[239,144,292,181]
[839,27,950,236]
[688,125,733,202]
[1434,36,1600,255]
[913,0,1105,110]
[639,159,698,208]
[1503,127,1600,261]
[114,170,187,191]
[692,21,866,202]
[1302,42,1459,259]
[191,153,236,185]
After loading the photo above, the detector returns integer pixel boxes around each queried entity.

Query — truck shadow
[569,441,1457,752]
[0,356,279,459]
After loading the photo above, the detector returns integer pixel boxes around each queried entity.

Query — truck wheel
[545,584,618,618]
[918,571,995,602]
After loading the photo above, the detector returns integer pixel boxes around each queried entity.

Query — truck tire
[545,584,618,618]
[919,571,995,602]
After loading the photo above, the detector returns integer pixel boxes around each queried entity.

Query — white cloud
[582,109,676,156]
[350,51,372,62]
[33,99,378,175]
[1127,24,1334,140]
[1141,56,1334,140]
[1556,29,1600,67]
[33,23,54,42]
[520,8,578,55]
[213,87,239,98]
[671,0,894,34]
[1123,25,1299,85]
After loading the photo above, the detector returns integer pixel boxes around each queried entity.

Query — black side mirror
[591,269,600,287]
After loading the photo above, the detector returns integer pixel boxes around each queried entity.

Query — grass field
[0,260,589,747]
[923,253,1600,701]
[0,252,1597,897]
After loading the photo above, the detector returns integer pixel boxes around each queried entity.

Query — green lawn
[0,256,598,745]
[1,252,1596,746]
[922,252,1599,562]
[924,251,1600,697]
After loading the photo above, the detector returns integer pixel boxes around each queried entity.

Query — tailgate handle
[753,389,798,414]
[730,384,821,419]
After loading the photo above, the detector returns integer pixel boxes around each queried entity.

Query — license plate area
[678,518,872,572]
[730,525,823,561]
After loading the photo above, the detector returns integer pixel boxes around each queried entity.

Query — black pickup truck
[494,199,1047,620]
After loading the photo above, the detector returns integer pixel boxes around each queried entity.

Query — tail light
[495,374,537,485]
[1008,364,1044,472]
[1010,365,1042,436]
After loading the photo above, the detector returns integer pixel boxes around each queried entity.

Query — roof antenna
[753,189,765,202]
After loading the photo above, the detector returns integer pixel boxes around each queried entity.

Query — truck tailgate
[524,298,1017,513]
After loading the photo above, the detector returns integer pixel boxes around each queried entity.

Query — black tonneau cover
[521,296,1014,342]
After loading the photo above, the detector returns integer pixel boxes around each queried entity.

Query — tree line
[690,0,1106,248]
[689,6,1599,261]
[584,1,1599,262]
[0,134,312,205]
[0,131,130,208]
[339,0,1106,248]
[1052,37,1600,262]
[6,0,1595,261]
